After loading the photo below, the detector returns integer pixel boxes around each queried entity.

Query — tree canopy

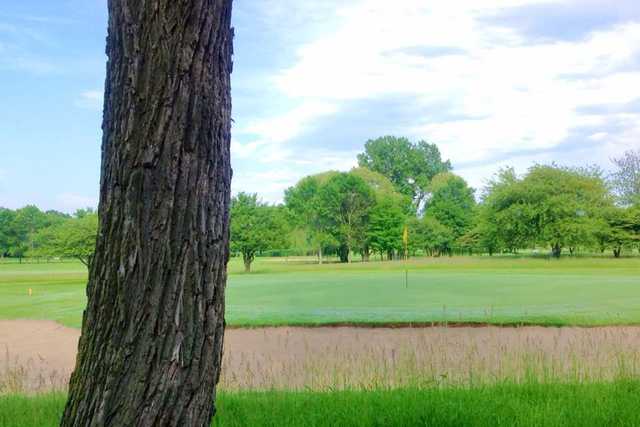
[33,213,98,268]
[316,172,376,262]
[423,172,475,239]
[230,193,289,272]
[611,149,640,207]
[357,136,451,210]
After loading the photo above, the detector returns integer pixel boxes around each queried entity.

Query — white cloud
[232,0,640,198]
[233,100,338,165]
[75,90,103,111]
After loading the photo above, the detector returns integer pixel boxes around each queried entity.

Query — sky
[1,0,639,212]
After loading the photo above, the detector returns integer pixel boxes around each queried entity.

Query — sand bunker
[3,320,640,392]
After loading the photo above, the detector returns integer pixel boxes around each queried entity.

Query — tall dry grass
[1,347,68,394]
[4,326,640,394]
[219,326,640,390]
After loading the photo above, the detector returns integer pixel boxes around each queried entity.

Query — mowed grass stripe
[1,257,639,328]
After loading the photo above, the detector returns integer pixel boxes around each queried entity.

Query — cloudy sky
[1,0,639,212]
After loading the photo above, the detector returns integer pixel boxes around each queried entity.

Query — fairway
[0,257,638,328]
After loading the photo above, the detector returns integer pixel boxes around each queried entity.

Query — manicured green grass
[0,257,638,328]
[4,381,640,426]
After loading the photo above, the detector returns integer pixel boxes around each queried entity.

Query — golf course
[2,255,640,426]
[1,256,639,328]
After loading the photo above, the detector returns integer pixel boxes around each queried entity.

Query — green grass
[4,381,640,426]
[1,257,638,328]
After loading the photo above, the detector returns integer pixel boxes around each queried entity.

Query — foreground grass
[3,381,640,426]
[1,257,639,328]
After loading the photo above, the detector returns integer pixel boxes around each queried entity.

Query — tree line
[2,137,639,272]
[231,137,640,271]
[0,206,97,266]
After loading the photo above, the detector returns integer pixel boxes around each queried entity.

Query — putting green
[0,256,638,328]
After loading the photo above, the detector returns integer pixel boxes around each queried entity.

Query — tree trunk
[243,253,253,273]
[338,244,349,263]
[362,245,370,262]
[318,245,323,265]
[61,1,233,426]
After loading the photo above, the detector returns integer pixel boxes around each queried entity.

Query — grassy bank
[1,257,639,328]
[3,381,640,426]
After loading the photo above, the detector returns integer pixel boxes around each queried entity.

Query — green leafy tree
[471,207,500,255]
[284,173,337,264]
[424,172,475,239]
[350,167,412,212]
[11,205,51,256]
[477,168,531,253]
[367,199,406,260]
[351,167,411,261]
[316,173,375,263]
[230,193,288,272]
[357,136,451,210]
[0,208,16,257]
[410,216,455,257]
[74,207,96,219]
[611,149,640,206]
[596,206,640,257]
[480,165,611,257]
[33,214,98,268]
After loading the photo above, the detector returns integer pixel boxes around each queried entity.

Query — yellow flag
[402,225,408,246]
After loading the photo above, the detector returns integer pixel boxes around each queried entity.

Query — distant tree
[596,206,640,257]
[476,168,531,254]
[367,198,406,260]
[33,214,98,268]
[410,216,455,257]
[481,165,611,257]
[357,136,451,210]
[350,167,412,211]
[74,207,96,218]
[470,205,499,255]
[424,172,475,239]
[316,173,375,263]
[611,149,640,206]
[231,193,288,272]
[10,205,48,255]
[0,208,16,257]
[284,173,338,264]
[351,167,410,261]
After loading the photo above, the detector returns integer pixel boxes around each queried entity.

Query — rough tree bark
[61,1,233,426]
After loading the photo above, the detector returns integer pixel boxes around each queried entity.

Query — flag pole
[403,224,409,289]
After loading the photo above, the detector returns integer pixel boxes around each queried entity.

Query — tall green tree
[611,149,640,206]
[596,206,640,257]
[357,136,451,210]
[476,167,529,254]
[367,199,406,260]
[316,173,375,263]
[284,173,337,264]
[480,165,611,257]
[231,193,288,272]
[424,172,475,239]
[0,208,16,257]
[351,167,411,260]
[33,214,98,268]
[410,216,455,257]
[11,205,49,255]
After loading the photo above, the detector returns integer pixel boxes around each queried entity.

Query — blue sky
[1,0,639,212]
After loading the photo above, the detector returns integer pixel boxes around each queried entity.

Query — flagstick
[403,225,409,289]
